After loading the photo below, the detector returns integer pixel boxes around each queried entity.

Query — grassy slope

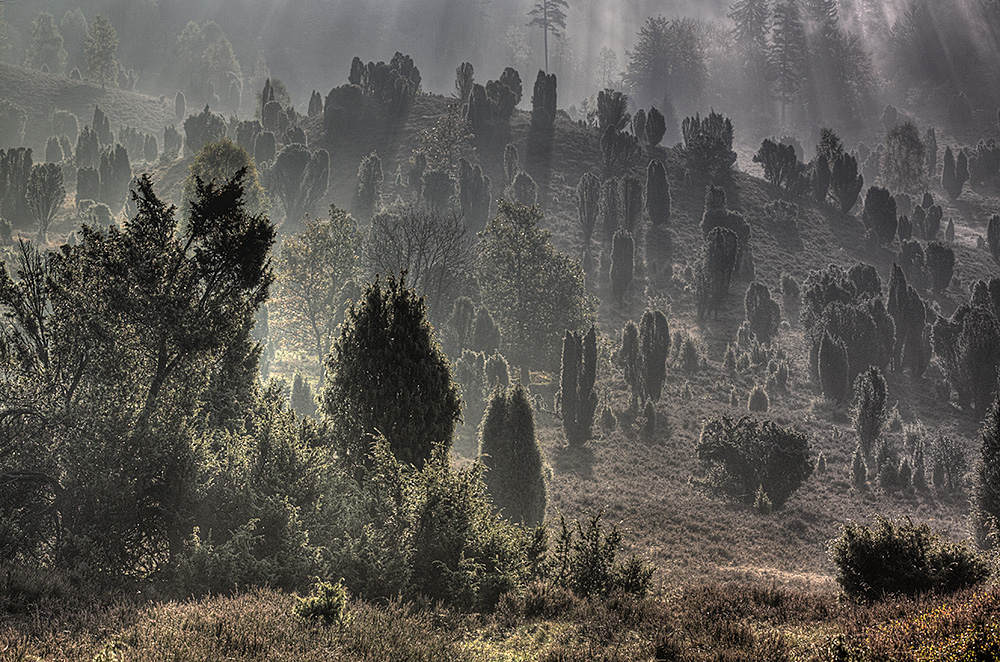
[0,62,174,153]
[6,91,1000,660]
[301,93,999,587]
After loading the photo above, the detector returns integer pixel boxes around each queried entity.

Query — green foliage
[932,303,1000,414]
[596,89,630,132]
[0,147,34,226]
[295,580,348,625]
[561,327,598,447]
[465,79,519,145]
[0,171,274,572]
[26,162,65,242]
[646,106,668,147]
[829,516,990,601]
[887,264,929,375]
[184,138,269,218]
[577,171,601,257]
[530,71,557,129]
[930,432,969,493]
[697,415,813,508]
[618,321,641,406]
[624,16,706,108]
[681,111,737,174]
[458,158,491,233]
[423,169,454,212]
[546,513,653,599]
[986,214,1000,262]
[323,273,461,470]
[97,143,130,211]
[478,384,546,526]
[851,445,868,486]
[455,62,474,105]
[477,200,594,374]
[853,367,887,458]
[27,12,67,74]
[942,146,968,200]
[162,125,182,162]
[350,52,421,114]
[290,374,317,418]
[639,310,671,402]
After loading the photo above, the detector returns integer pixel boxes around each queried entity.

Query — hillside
[278,92,1000,586]
[6,88,1000,662]
[0,62,174,152]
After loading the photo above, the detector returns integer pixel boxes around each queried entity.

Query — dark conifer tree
[638,310,670,402]
[560,327,598,446]
[478,384,547,525]
[771,0,807,126]
[323,273,461,469]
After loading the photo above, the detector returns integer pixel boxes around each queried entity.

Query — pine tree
[526,0,569,72]
[85,15,118,89]
[478,384,547,525]
[729,0,773,118]
[322,273,461,469]
[561,327,598,447]
[27,12,68,74]
[771,0,807,126]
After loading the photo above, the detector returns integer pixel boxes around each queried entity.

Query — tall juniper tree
[560,326,598,447]
[323,273,461,469]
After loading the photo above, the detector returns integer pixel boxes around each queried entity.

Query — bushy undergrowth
[828,516,991,601]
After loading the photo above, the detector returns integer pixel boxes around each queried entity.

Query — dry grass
[0,62,174,153]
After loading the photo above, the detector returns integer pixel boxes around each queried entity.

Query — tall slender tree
[729,0,773,118]
[526,0,569,73]
[771,0,807,126]
[85,15,118,89]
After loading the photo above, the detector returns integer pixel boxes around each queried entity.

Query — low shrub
[295,580,349,625]
[697,415,813,508]
[829,516,991,601]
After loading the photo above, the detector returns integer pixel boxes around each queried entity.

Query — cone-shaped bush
[478,384,547,525]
